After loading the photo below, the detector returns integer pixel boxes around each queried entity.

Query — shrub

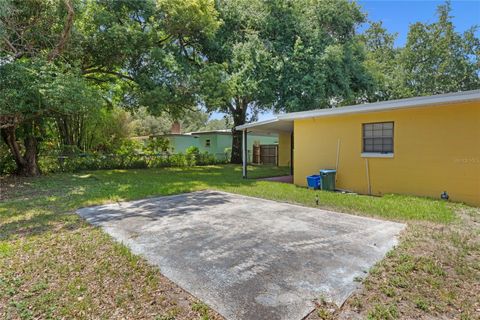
[43,151,217,173]
[144,136,171,155]
[168,153,188,167]
[185,146,200,166]
[224,147,232,162]
[1,138,219,175]
[197,151,217,165]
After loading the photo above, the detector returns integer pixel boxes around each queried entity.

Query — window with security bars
[362,122,394,153]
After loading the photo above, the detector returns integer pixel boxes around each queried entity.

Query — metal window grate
[362,122,394,153]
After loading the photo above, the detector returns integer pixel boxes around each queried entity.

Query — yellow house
[237,90,480,207]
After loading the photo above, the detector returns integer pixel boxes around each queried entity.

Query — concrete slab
[77,190,404,320]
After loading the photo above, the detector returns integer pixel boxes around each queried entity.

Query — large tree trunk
[1,125,41,176]
[231,127,243,164]
[230,98,248,164]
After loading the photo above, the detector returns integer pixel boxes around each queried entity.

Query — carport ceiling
[239,118,293,134]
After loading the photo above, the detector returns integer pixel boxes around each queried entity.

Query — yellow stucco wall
[278,132,292,167]
[293,101,480,206]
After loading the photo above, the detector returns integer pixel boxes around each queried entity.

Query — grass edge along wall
[292,101,480,206]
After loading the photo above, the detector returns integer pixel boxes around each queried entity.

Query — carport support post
[242,129,247,179]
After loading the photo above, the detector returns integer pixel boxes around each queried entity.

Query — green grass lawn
[1,165,479,320]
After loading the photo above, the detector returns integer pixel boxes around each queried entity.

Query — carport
[236,118,294,179]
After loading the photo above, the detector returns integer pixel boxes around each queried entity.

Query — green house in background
[163,130,278,162]
[161,134,200,155]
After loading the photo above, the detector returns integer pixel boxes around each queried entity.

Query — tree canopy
[401,2,479,96]
[198,0,374,163]
[0,0,220,175]
[1,0,479,175]
[362,2,480,101]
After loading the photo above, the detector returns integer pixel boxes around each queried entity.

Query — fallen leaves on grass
[307,208,480,320]
[0,218,222,320]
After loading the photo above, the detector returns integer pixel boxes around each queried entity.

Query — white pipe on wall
[335,138,340,183]
[242,129,247,178]
[365,158,371,195]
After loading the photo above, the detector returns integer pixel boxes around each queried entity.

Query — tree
[0,0,88,176]
[129,107,214,136]
[179,109,211,133]
[1,0,220,175]
[129,107,172,137]
[198,0,273,163]
[78,0,220,118]
[202,117,233,131]
[361,22,408,100]
[399,1,480,96]
[81,106,133,153]
[267,0,373,111]
[362,1,480,100]
[199,0,374,163]
[0,60,98,175]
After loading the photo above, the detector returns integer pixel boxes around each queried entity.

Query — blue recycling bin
[307,175,321,190]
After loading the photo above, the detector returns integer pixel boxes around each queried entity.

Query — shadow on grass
[0,209,85,242]
[78,191,235,225]
[0,164,458,242]
[0,166,261,241]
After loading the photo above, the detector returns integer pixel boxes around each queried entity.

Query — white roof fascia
[279,90,480,121]
[236,118,282,131]
[235,90,480,131]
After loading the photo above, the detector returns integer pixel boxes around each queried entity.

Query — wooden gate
[252,144,278,165]
[252,145,261,164]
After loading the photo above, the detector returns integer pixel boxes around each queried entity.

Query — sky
[358,0,480,48]
[211,0,480,121]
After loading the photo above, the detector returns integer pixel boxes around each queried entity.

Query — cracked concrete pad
[77,190,405,320]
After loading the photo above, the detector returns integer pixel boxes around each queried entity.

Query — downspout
[290,131,294,176]
[365,158,371,195]
[242,129,247,179]
[335,138,340,184]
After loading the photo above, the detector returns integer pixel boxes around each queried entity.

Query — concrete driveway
[77,190,404,320]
